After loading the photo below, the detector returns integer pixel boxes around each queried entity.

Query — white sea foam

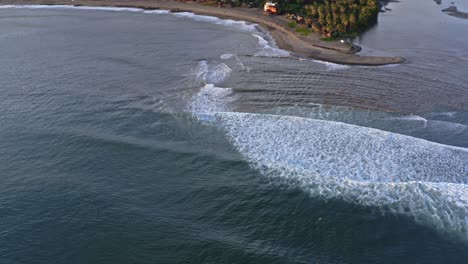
[252,34,290,58]
[220,53,235,60]
[173,12,218,21]
[219,54,248,71]
[214,113,467,183]
[70,6,142,12]
[194,60,232,85]
[427,111,457,118]
[388,114,428,128]
[188,60,237,121]
[387,115,468,133]
[393,114,428,122]
[210,112,468,238]
[168,12,291,58]
[271,104,390,125]
[312,59,350,71]
[187,84,235,122]
[143,9,170,14]
[172,12,258,33]
[378,63,401,68]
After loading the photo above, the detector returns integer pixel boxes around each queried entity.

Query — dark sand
[0,0,406,65]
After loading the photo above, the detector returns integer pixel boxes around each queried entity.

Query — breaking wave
[184,57,468,239]
[214,113,467,184]
[388,114,428,128]
[312,59,351,71]
[143,9,170,14]
[187,60,237,121]
[252,34,290,58]
[187,84,235,116]
[210,112,468,239]
[387,115,467,133]
[220,53,235,60]
[172,12,258,33]
[194,60,232,85]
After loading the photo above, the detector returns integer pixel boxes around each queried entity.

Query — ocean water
[0,2,467,263]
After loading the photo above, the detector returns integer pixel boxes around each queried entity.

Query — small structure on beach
[264,2,279,15]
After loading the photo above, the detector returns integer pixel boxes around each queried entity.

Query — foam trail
[211,112,468,239]
[312,59,350,71]
[378,63,401,68]
[219,54,248,71]
[386,115,468,134]
[67,6,141,12]
[388,114,428,128]
[427,111,457,118]
[391,114,428,122]
[172,12,258,33]
[143,9,170,14]
[272,104,389,124]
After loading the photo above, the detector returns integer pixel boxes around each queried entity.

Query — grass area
[320,37,335,41]
[287,21,297,28]
[295,27,311,36]
[286,21,311,36]
[201,0,219,7]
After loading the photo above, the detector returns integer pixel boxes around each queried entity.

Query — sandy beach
[0,0,406,65]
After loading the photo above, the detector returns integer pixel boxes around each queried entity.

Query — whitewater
[186,55,468,240]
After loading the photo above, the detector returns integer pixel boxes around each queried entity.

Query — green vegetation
[303,0,380,38]
[288,19,309,36]
[295,27,312,35]
[246,0,381,39]
[287,21,297,28]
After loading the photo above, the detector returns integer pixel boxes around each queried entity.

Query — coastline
[0,0,406,66]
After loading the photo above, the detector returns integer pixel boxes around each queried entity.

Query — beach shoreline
[0,0,406,65]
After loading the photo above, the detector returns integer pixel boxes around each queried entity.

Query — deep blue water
[0,3,467,263]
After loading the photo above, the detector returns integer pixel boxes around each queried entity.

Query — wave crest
[211,112,468,238]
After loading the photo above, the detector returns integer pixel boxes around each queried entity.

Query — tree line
[248,0,381,38]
